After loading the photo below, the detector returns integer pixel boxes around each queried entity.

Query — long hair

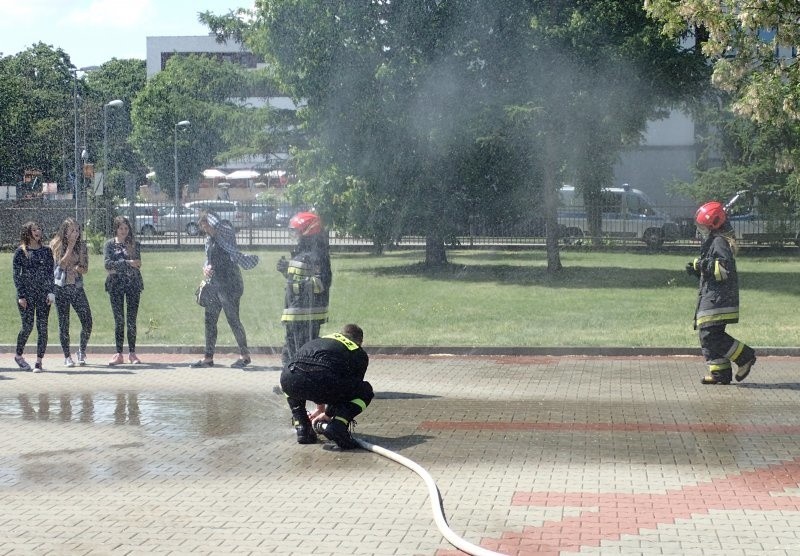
[19,221,40,257]
[717,221,738,255]
[50,217,83,259]
[112,215,136,250]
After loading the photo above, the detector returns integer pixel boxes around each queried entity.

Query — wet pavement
[1,352,800,555]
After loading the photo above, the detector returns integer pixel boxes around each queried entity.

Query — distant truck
[557,185,679,248]
[724,190,800,247]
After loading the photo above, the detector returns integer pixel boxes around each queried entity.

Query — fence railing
[1,200,798,251]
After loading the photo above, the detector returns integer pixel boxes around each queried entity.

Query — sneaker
[128,353,141,364]
[230,357,251,368]
[735,356,757,382]
[33,361,43,373]
[76,350,86,366]
[323,418,360,450]
[14,355,31,371]
[108,353,124,366]
[64,356,75,368]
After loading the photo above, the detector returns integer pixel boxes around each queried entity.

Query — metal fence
[1,200,798,251]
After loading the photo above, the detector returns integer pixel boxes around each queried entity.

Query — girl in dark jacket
[191,211,259,368]
[104,216,144,365]
[687,201,756,385]
[12,221,55,372]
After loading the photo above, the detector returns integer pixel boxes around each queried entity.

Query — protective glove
[685,259,700,277]
[276,256,289,273]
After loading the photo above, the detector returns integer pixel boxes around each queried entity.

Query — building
[146,34,297,174]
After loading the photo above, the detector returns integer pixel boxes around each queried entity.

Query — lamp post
[103,99,124,197]
[72,65,99,221]
[174,120,191,246]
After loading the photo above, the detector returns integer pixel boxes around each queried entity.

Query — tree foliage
[129,55,247,200]
[645,0,800,199]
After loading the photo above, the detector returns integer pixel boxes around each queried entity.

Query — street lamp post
[72,66,99,221]
[174,120,191,246]
[103,99,124,197]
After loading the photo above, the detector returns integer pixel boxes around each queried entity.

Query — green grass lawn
[2,248,798,349]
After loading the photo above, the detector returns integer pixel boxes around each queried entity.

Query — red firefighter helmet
[695,201,727,230]
[288,211,322,236]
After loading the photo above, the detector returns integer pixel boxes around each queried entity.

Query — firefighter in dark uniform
[686,201,756,385]
[280,324,372,449]
[277,212,332,369]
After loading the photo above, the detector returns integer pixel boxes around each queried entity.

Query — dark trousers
[281,321,321,368]
[16,294,50,358]
[203,289,249,358]
[55,285,93,357]
[699,324,755,372]
[109,287,140,353]
[280,365,374,422]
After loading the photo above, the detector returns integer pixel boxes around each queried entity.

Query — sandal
[190,359,214,368]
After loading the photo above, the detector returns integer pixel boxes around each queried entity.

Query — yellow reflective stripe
[323,332,359,351]
[693,258,700,271]
[697,312,738,325]
[708,361,732,371]
[726,341,745,362]
[334,416,349,425]
[350,398,367,411]
[714,260,721,281]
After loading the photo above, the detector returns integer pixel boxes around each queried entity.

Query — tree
[129,55,247,201]
[0,44,75,189]
[83,59,148,199]
[645,0,800,199]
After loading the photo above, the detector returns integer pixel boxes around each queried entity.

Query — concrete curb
[3,345,799,357]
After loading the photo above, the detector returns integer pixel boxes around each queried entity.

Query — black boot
[701,369,732,385]
[323,417,359,450]
[291,410,317,444]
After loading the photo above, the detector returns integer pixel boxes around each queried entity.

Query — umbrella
[226,169,260,180]
[203,168,227,179]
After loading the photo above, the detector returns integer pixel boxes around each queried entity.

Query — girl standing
[191,211,258,368]
[686,201,756,384]
[104,216,144,365]
[13,221,55,372]
[50,218,93,367]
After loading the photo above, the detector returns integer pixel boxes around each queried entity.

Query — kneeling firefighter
[280,324,373,449]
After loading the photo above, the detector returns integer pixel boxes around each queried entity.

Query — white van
[558,185,679,247]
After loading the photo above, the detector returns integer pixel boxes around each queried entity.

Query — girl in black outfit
[50,218,93,367]
[104,216,144,366]
[12,221,55,372]
[192,211,259,368]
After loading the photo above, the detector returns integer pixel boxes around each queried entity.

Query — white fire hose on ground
[355,436,508,556]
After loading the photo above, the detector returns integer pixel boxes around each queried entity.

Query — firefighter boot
[291,409,317,444]
[323,416,360,450]
[735,355,757,383]
[701,369,732,385]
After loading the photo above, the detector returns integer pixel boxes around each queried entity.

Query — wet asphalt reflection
[0,391,288,438]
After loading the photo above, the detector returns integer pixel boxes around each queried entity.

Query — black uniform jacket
[694,234,739,329]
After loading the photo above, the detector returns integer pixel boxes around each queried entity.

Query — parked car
[115,203,165,236]
[557,185,679,248]
[158,205,202,236]
[725,190,800,246]
[275,205,311,228]
[183,200,246,231]
[239,202,278,228]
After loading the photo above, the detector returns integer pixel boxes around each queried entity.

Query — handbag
[195,278,219,307]
[54,265,66,287]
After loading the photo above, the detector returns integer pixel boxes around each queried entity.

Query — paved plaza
[1,351,800,555]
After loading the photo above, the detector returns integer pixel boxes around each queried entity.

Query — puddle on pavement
[0,390,288,439]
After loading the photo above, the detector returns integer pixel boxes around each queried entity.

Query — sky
[0,0,252,69]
